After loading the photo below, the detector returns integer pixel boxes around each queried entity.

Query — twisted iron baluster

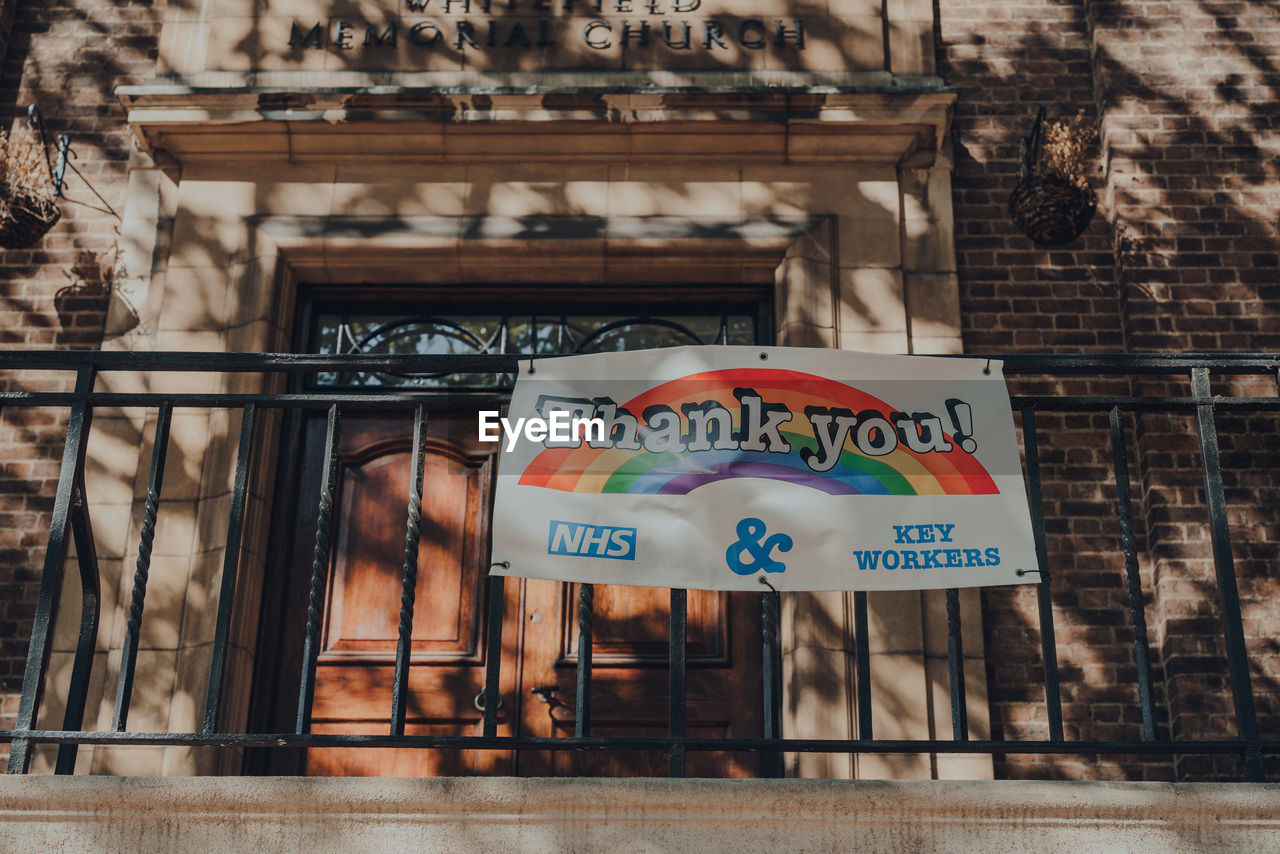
[296,404,341,734]
[398,477,423,649]
[761,586,778,657]
[760,578,781,778]
[391,405,428,735]
[308,428,340,646]
[129,492,158,635]
[113,402,172,731]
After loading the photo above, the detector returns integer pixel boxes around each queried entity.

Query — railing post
[1109,406,1157,742]
[575,583,594,738]
[1191,368,1264,781]
[480,575,505,738]
[853,590,872,741]
[53,478,102,774]
[7,366,95,774]
[945,589,968,742]
[668,588,687,777]
[1021,406,1064,742]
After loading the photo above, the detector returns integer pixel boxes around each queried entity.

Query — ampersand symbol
[725,517,793,576]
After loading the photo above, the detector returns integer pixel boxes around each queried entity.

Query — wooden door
[283,406,762,777]
[300,409,519,776]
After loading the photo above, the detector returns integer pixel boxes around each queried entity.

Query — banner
[488,346,1038,591]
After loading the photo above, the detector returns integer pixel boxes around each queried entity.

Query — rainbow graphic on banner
[517,369,999,496]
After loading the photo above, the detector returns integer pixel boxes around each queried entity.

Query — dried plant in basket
[0,128,60,249]
[1008,108,1098,245]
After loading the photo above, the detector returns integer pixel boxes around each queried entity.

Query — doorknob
[530,684,560,704]
[473,690,504,712]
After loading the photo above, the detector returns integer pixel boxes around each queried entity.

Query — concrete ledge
[2,777,1280,852]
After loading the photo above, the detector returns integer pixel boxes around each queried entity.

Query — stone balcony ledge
[2,777,1279,853]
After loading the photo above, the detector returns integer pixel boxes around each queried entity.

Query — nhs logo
[547,520,637,561]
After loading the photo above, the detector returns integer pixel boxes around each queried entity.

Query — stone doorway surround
[32,82,988,779]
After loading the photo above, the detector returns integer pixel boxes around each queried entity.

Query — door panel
[567,584,728,664]
[302,411,519,776]
[517,579,762,777]
[324,424,484,660]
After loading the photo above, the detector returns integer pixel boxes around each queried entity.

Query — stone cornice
[117,72,955,167]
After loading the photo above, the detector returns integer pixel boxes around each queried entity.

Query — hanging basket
[1008,106,1097,246]
[1008,175,1096,246]
[0,181,60,249]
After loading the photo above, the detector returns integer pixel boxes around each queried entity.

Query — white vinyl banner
[489,346,1039,592]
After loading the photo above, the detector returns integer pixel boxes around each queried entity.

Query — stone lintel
[259,214,825,285]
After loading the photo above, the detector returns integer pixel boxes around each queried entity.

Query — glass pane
[572,316,711,353]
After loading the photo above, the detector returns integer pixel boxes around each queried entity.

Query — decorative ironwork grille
[311,310,760,388]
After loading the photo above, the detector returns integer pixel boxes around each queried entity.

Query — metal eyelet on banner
[489,561,510,572]
[528,354,536,375]
[757,575,778,593]
[760,352,769,361]
[983,357,992,375]
[1015,568,1041,577]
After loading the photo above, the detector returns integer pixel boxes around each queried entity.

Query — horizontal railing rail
[0,351,1276,781]
[1,349,1280,374]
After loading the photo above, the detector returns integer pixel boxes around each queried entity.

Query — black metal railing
[1,350,1278,780]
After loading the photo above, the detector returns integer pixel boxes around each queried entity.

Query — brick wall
[937,0,1158,781]
[1089,0,1280,780]
[942,0,1280,780]
[0,0,163,768]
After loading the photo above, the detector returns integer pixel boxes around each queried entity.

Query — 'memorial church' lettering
[288,5,806,54]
